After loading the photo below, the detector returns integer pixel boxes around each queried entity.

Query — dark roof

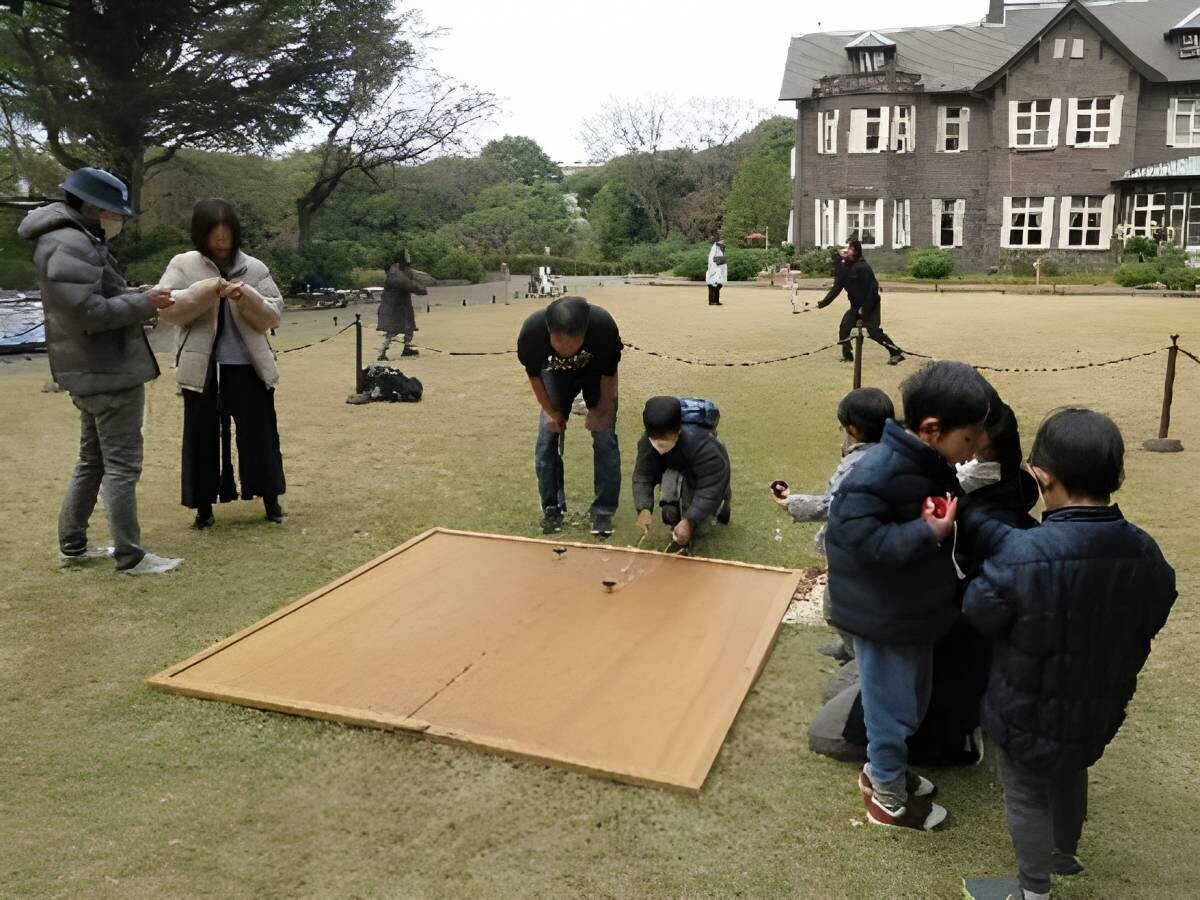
[780,0,1200,101]
[846,31,897,49]
[1165,6,1200,35]
[1116,155,1200,179]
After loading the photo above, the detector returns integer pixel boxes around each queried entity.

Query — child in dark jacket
[825,360,991,831]
[963,409,1176,900]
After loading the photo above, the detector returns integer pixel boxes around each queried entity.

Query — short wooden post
[354,314,363,394]
[853,320,865,390]
[1144,335,1183,452]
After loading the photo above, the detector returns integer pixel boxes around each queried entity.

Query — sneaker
[192,512,215,530]
[1051,850,1084,876]
[121,552,184,576]
[864,789,946,831]
[970,725,986,765]
[887,353,906,366]
[264,500,286,524]
[401,347,419,357]
[58,545,114,568]
[858,768,936,799]
[840,356,854,364]
[716,501,731,525]
[541,507,564,534]
[590,515,614,538]
[376,352,388,362]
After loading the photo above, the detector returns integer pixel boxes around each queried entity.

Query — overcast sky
[422,0,990,163]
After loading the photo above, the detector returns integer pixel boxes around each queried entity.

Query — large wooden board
[148,529,799,792]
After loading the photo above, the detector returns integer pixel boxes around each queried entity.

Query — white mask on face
[649,436,678,455]
[99,214,125,241]
[956,459,1002,494]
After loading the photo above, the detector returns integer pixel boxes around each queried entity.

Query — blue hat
[59,167,134,216]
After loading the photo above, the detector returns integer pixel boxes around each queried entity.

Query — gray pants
[378,331,412,356]
[994,742,1088,895]
[60,385,146,570]
[659,469,730,535]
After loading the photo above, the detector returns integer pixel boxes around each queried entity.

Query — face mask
[99,214,125,241]
[649,436,678,455]
[956,459,1002,494]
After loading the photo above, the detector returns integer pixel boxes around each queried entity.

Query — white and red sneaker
[864,790,947,831]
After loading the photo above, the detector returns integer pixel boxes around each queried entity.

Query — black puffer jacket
[824,419,961,644]
[818,257,881,316]
[632,424,730,522]
[963,506,1176,774]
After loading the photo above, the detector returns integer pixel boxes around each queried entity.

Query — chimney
[987,0,1005,24]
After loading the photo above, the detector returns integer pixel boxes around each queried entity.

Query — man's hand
[543,411,568,434]
[636,509,653,536]
[672,517,694,547]
[922,495,958,543]
[148,289,174,310]
[585,402,615,432]
[816,299,832,309]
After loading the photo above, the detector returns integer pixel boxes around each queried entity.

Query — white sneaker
[58,546,114,568]
[121,552,184,575]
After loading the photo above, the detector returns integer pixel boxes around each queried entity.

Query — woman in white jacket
[157,199,287,528]
[706,238,727,306]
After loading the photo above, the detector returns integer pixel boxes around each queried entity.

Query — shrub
[1161,267,1200,291]
[907,246,954,279]
[1113,263,1162,287]
[0,257,37,290]
[1123,235,1157,261]
[727,249,765,281]
[672,248,709,281]
[430,247,486,283]
[350,268,386,288]
[620,241,684,275]
[796,247,835,277]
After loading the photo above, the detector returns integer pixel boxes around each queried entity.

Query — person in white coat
[156,199,287,529]
[706,238,727,306]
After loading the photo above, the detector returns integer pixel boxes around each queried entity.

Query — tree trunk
[297,199,313,248]
[109,141,146,220]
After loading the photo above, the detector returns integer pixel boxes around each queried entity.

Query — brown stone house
[780,0,1200,273]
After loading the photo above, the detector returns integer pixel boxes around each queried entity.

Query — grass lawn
[2,283,1198,899]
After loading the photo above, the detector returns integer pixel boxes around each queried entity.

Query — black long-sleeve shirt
[819,258,881,316]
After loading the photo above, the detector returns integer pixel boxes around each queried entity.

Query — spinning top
[553,546,568,560]
[601,579,617,593]
[771,480,789,499]
[926,495,950,519]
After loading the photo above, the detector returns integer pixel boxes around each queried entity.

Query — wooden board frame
[148,528,799,792]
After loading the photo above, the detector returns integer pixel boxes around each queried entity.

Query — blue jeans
[854,637,934,806]
[534,368,620,519]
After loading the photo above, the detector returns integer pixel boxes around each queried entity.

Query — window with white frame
[815,199,838,246]
[1187,192,1200,247]
[1062,196,1107,248]
[1011,99,1059,148]
[937,106,968,152]
[818,110,839,154]
[844,199,880,247]
[1168,98,1200,147]
[849,107,889,153]
[1128,192,1167,238]
[892,106,914,152]
[1004,197,1054,248]
[893,200,911,248]
[1069,96,1122,147]
[855,50,888,73]
[932,199,964,247]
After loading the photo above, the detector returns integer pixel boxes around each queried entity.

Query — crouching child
[963,409,1176,900]
[633,396,731,549]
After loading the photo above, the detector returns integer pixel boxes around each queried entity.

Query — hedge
[907,246,954,280]
[479,254,623,276]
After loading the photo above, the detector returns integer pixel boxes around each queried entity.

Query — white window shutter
[790,146,796,177]
[904,201,911,247]
[1071,38,1084,58]
[1101,194,1116,247]
[890,107,900,151]
[837,199,848,244]
[832,110,840,153]
[1054,38,1066,59]
[1008,102,1019,148]
[936,107,946,152]
[877,108,890,154]
[1167,98,1178,148]
[874,198,885,246]
[1048,99,1062,148]
[1001,197,1013,249]
[953,199,965,247]
[1109,94,1124,146]
[1058,196,1073,249]
[849,109,865,153]
[816,114,825,154]
[788,208,794,245]
[814,199,821,243]
[961,106,970,151]
[1042,197,1056,248]
[1066,98,1079,146]
[907,106,915,151]
[932,199,943,245]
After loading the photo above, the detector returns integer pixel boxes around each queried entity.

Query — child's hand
[922,494,957,543]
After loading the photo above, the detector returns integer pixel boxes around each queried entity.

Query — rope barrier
[277,321,357,354]
[0,320,45,341]
[622,340,840,367]
[1178,345,1200,367]
[893,344,1169,373]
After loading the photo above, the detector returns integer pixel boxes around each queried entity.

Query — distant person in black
[817,239,905,366]
[517,295,622,537]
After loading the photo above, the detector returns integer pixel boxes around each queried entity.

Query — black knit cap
[642,396,682,435]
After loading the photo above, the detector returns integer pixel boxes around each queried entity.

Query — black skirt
[181,362,286,508]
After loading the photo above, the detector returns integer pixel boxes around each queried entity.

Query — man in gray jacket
[19,167,183,574]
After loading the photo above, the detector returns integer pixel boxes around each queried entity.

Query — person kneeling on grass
[824,360,992,831]
[963,409,1176,900]
[773,386,894,661]
[633,396,731,549]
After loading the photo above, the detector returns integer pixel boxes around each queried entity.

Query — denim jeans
[533,368,620,519]
[59,384,147,570]
[854,637,934,806]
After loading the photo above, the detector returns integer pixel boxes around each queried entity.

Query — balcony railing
[813,69,924,97]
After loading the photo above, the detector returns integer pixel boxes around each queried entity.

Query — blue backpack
[679,397,720,430]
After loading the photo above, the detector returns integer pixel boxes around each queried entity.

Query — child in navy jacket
[964,409,1176,899]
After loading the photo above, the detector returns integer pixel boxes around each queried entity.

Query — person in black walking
[817,240,905,366]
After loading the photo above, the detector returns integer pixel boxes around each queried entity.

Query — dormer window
[845,31,896,74]
[1165,8,1200,58]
